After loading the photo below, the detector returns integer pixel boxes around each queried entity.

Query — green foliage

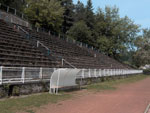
[24,0,64,32]
[67,21,92,45]
[134,29,150,67]
[143,69,150,75]
[0,0,26,11]
[1,0,142,66]
[95,6,140,58]
[59,0,75,33]
[12,86,20,96]
[85,0,95,29]
[74,0,85,22]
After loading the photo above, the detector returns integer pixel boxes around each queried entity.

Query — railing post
[0,66,3,85]
[22,14,24,19]
[14,9,16,15]
[103,69,106,76]
[47,49,50,55]
[99,69,101,77]
[7,6,9,12]
[48,31,51,35]
[62,59,64,67]
[66,38,69,42]
[21,67,25,83]
[89,69,91,78]
[82,69,85,78]
[37,41,39,47]
[94,69,97,77]
[39,68,43,79]
[80,43,82,47]
[37,27,39,32]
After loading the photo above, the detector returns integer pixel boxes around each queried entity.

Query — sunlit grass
[87,75,148,91]
[0,74,148,113]
[0,93,71,113]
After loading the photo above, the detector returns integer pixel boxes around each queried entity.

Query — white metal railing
[61,59,76,69]
[37,41,49,50]
[76,69,143,79]
[0,66,143,85]
[0,66,55,84]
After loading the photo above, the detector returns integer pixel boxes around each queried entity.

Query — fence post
[21,67,25,83]
[56,69,60,94]
[0,66,3,85]
[14,9,16,15]
[82,69,85,78]
[7,6,9,12]
[37,41,39,47]
[62,59,64,67]
[39,68,43,79]
[103,69,106,76]
[22,14,24,19]
[99,69,101,77]
[94,69,97,77]
[80,43,82,47]
[89,69,91,78]
[48,31,51,35]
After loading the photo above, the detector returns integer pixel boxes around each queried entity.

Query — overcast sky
[73,0,150,29]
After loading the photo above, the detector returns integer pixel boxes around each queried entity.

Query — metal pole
[62,59,64,67]
[22,14,24,19]
[39,67,42,79]
[56,69,60,94]
[99,69,101,77]
[7,6,9,12]
[14,9,16,15]
[21,67,25,83]
[89,69,91,78]
[82,69,84,78]
[94,69,97,77]
[37,41,39,47]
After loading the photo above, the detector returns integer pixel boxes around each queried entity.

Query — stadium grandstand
[0,3,142,94]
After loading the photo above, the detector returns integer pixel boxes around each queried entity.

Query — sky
[73,0,150,29]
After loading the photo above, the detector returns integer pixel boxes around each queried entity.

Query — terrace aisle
[36,77,150,113]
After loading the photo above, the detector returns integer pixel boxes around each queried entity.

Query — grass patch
[87,75,148,92]
[0,74,148,113]
[0,93,71,113]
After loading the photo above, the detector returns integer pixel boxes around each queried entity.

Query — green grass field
[0,74,148,113]
[0,93,71,113]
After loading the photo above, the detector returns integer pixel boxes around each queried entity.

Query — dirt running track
[37,77,150,113]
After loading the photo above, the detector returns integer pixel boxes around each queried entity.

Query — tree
[0,0,26,11]
[85,0,95,29]
[95,6,140,59]
[24,0,64,33]
[67,21,92,45]
[134,29,150,67]
[59,0,74,34]
[74,0,86,22]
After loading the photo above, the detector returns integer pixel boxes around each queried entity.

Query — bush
[143,69,150,75]
[12,86,20,96]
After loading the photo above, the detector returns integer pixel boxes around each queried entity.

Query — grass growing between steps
[0,93,71,113]
[87,75,148,92]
